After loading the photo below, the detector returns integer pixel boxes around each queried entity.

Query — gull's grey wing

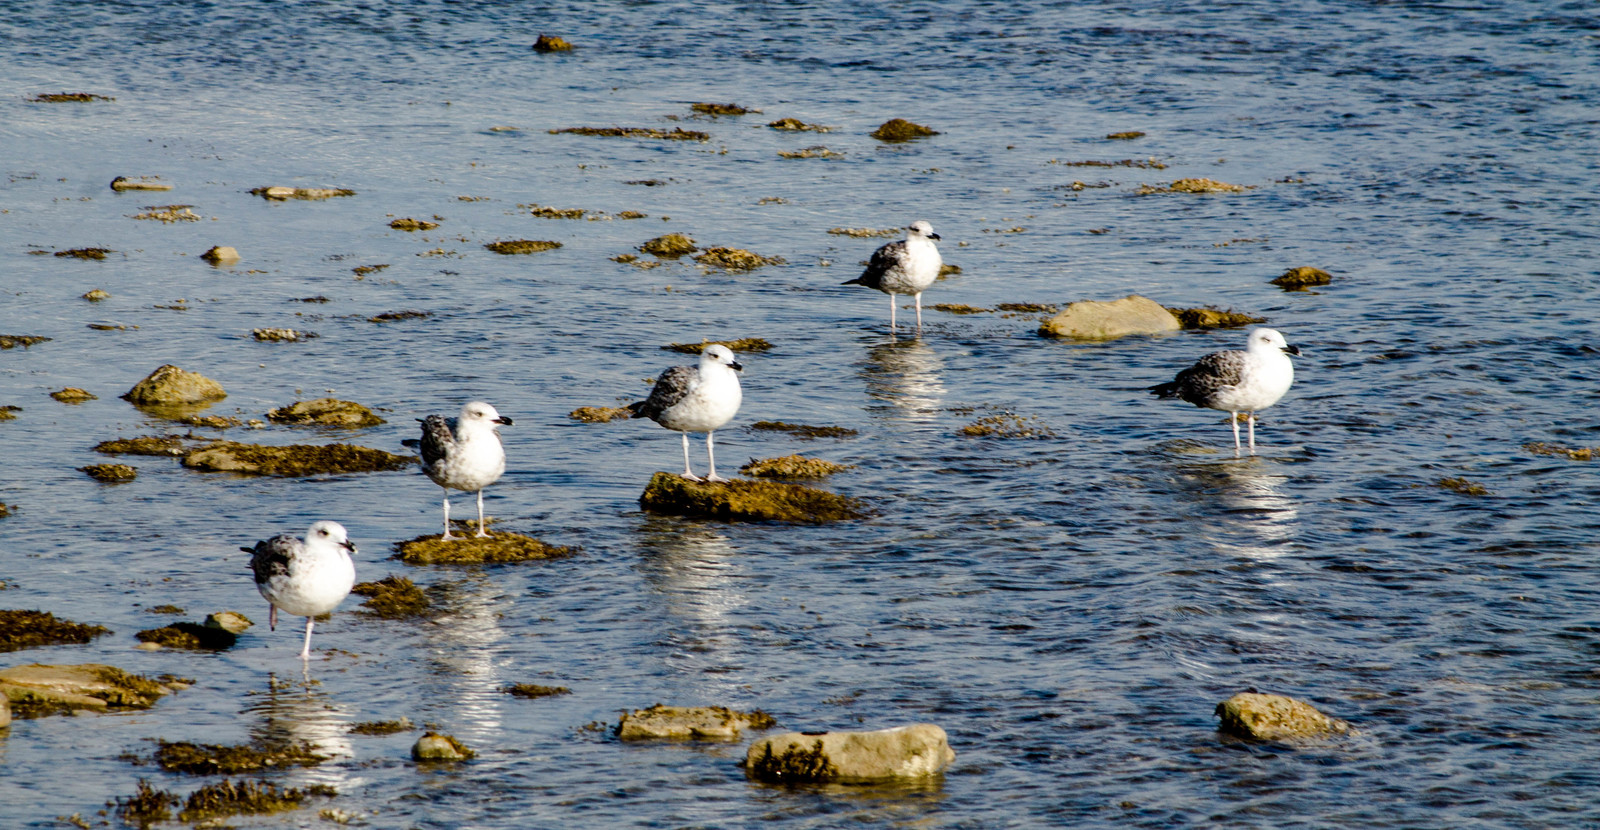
[627,365,697,421]
[248,534,300,585]
[418,415,457,468]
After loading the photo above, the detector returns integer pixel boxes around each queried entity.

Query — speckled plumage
[843,220,943,334]
[418,401,511,539]
[243,520,356,659]
[628,345,744,482]
[1151,328,1300,453]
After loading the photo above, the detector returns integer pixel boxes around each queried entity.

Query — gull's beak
[929,232,942,241]
[495,416,513,426]
[343,540,357,555]
[730,360,745,372]
[1284,345,1302,357]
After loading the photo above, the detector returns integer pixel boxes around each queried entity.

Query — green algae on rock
[550,126,710,141]
[0,610,110,652]
[767,117,832,132]
[389,217,438,231]
[748,420,858,439]
[485,239,562,255]
[349,717,415,735]
[1271,266,1333,290]
[94,435,189,456]
[616,704,776,741]
[1525,442,1599,460]
[960,413,1055,439]
[154,739,327,775]
[181,441,415,476]
[80,463,137,482]
[505,683,572,700]
[639,472,865,523]
[870,118,939,142]
[51,387,97,402]
[739,455,853,479]
[351,575,431,618]
[396,531,573,565]
[1436,476,1490,496]
[0,335,51,348]
[115,780,179,827]
[122,364,226,406]
[533,33,573,51]
[0,664,174,717]
[266,398,385,428]
[1215,692,1351,742]
[569,405,633,423]
[663,338,773,355]
[745,725,954,783]
[177,779,336,822]
[691,102,761,116]
[640,233,698,257]
[54,247,113,260]
[1166,306,1267,329]
[412,731,475,761]
[932,303,992,315]
[135,621,238,650]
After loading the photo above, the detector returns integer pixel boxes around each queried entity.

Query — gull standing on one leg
[418,401,512,539]
[243,521,357,661]
[628,344,744,482]
[1149,327,1301,454]
[842,220,943,335]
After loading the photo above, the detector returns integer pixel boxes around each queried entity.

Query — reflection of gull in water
[1171,455,1299,560]
[635,518,749,697]
[414,573,508,742]
[244,672,356,791]
[861,339,946,422]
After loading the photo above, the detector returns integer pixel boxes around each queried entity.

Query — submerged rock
[266,398,385,428]
[1271,266,1333,290]
[154,738,326,774]
[122,364,227,406]
[767,117,832,132]
[1524,442,1599,460]
[505,683,571,700]
[54,247,112,260]
[348,717,414,735]
[94,435,189,456]
[745,724,955,783]
[870,118,939,142]
[396,531,573,565]
[389,217,438,231]
[639,472,865,523]
[250,186,355,200]
[0,335,51,349]
[568,406,632,423]
[932,303,992,315]
[739,455,853,479]
[550,126,709,141]
[1215,692,1351,742]
[1136,177,1251,195]
[199,245,240,264]
[135,621,239,650]
[412,731,475,761]
[181,441,415,476]
[30,92,113,103]
[694,247,785,270]
[485,239,562,255]
[82,289,111,301]
[131,204,200,222]
[959,413,1054,439]
[50,387,97,403]
[532,34,573,52]
[0,664,176,717]
[640,233,697,258]
[1039,294,1180,340]
[251,327,316,342]
[80,463,137,482]
[0,610,110,652]
[616,704,776,741]
[1167,306,1267,329]
[691,102,760,116]
[351,575,431,618]
[177,779,335,823]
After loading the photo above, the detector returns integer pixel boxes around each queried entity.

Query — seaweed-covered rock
[767,117,832,132]
[131,204,200,222]
[617,704,775,741]
[739,455,852,479]
[1039,295,1180,340]
[178,779,335,823]
[396,532,572,565]
[412,731,474,761]
[550,126,709,141]
[82,289,111,301]
[505,683,571,700]
[691,102,760,116]
[959,413,1054,439]
[1271,266,1333,290]
[693,247,785,270]
[351,575,431,618]
[204,611,253,634]
[640,233,697,258]
[569,406,632,423]
[154,738,326,774]
[0,693,9,729]
[932,303,992,315]
[485,239,562,255]
[135,621,238,650]
[639,472,865,523]
[745,725,955,783]
[30,92,114,103]
[748,421,858,439]
[870,118,939,142]
[54,247,112,260]
[80,463,137,482]
[1137,177,1250,195]
[250,186,355,200]
[349,717,414,735]
[0,405,18,421]
[94,435,189,456]
[1525,442,1599,460]
[114,780,179,828]
[389,217,438,231]
[0,664,176,717]
[110,176,173,192]
[0,610,110,652]
[0,335,51,349]
[266,398,385,428]
[122,365,227,406]
[250,327,316,342]
[533,34,573,52]
[181,441,415,476]
[1167,306,1267,329]
[50,387,96,402]
[1215,692,1351,742]
[199,245,240,264]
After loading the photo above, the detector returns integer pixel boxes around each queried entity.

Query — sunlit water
[2,1,1599,827]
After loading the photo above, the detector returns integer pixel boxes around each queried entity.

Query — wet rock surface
[1039,295,1181,340]
[80,463,137,482]
[1271,266,1333,289]
[153,738,327,774]
[485,239,562,254]
[1215,692,1352,742]
[870,118,939,142]
[181,441,415,476]
[0,610,111,651]
[250,186,355,200]
[199,245,240,264]
[639,472,865,523]
[396,531,573,565]
[616,704,775,741]
[412,731,475,761]
[51,387,97,402]
[266,398,385,427]
[1167,306,1267,329]
[0,664,177,717]
[122,364,227,406]
[745,724,955,783]
[569,405,632,423]
[739,455,852,479]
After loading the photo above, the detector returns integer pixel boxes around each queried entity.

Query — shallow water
[3,0,1600,827]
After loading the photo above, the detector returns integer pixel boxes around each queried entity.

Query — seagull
[418,401,512,539]
[1149,327,1301,454]
[842,220,943,335]
[628,344,744,482]
[243,521,357,660]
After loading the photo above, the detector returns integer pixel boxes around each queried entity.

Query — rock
[135,621,238,650]
[568,406,632,423]
[54,247,112,260]
[693,247,785,270]
[767,117,832,132]
[959,413,1054,438]
[265,398,385,428]
[251,328,316,342]
[250,186,355,200]
[109,176,173,192]
[1271,266,1332,290]
[0,692,9,729]
[745,725,955,783]
[1215,692,1351,742]
[690,103,760,116]
[640,233,697,257]
[639,472,866,523]
[199,246,240,265]
[1038,294,1180,340]
[154,738,325,774]
[388,217,438,231]
[181,441,414,476]
[0,610,110,651]
[82,289,110,301]
[739,455,853,479]
[350,576,431,618]
[663,338,773,355]
[204,611,253,635]
[0,664,177,718]
[0,335,51,348]
[747,421,858,439]
[122,365,227,406]
[505,684,571,700]
[1166,306,1267,329]
[132,205,200,222]
[50,387,97,403]
[94,435,189,456]
[1136,178,1251,195]
[485,239,562,255]
[80,463,137,482]
[617,704,775,741]
[395,532,572,565]
[532,34,574,52]
[870,118,939,142]
[411,732,474,761]
[550,126,709,141]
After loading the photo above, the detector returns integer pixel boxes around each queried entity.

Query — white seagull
[628,344,744,482]
[842,219,943,335]
[243,521,357,660]
[418,401,512,539]
[1150,327,1301,454]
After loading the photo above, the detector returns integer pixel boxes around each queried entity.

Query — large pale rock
[0,663,178,718]
[122,365,227,406]
[1215,692,1351,741]
[0,693,10,729]
[1038,294,1180,340]
[616,704,775,741]
[745,724,954,783]
[411,732,474,761]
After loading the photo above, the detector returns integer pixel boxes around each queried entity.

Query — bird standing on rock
[418,401,512,539]
[843,219,943,335]
[629,344,744,482]
[1150,327,1300,454]
[244,521,357,660]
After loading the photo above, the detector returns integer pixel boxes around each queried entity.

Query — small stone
[122,365,227,406]
[80,463,137,482]
[265,398,384,428]
[870,118,940,142]
[1271,266,1333,290]
[616,704,776,741]
[82,289,111,301]
[640,233,697,258]
[411,732,474,762]
[50,387,97,403]
[532,34,573,52]
[745,724,955,783]
[204,611,253,635]
[199,246,240,265]
[1038,294,1181,340]
[1215,692,1351,742]
[389,218,438,231]
[250,186,355,200]
[568,406,632,423]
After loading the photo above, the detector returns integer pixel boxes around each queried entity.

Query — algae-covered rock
[932,303,992,315]
[177,779,336,822]
[251,327,316,342]
[0,664,175,717]
[54,247,112,260]
[1039,295,1180,340]
[997,302,1059,313]
[199,245,240,264]
[0,335,51,349]
[204,611,253,635]
[533,34,573,51]
[748,421,858,439]
[110,176,173,192]
[131,204,201,222]
[694,247,785,270]
[550,126,709,141]
[664,338,773,355]
[870,118,939,142]
[412,731,475,761]
[640,233,697,258]
[1106,130,1146,140]
[640,472,865,523]
[1215,692,1351,742]
[30,92,113,103]
[1525,442,1599,460]
[181,441,415,476]
[115,780,178,827]
[617,704,776,741]
[250,186,355,200]
[51,387,97,402]
[135,621,238,650]
[777,145,845,159]
[1271,266,1333,290]
[1137,178,1250,195]
[80,463,137,482]
[827,227,898,238]
[396,532,573,565]
[1167,306,1267,329]
[767,117,832,132]
[94,435,189,456]
[154,738,326,774]
[389,217,438,231]
[505,683,571,700]
[569,406,632,423]
[691,102,760,116]
[485,239,562,255]
[82,289,111,301]
[349,717,414,735]
[1435,476,1490,496]
[266,398,385,428]
[122,364,227,406]
[745,725,955,783]
[0,610,110,652]
[959,413,1054,439]
[351,575,431,618]
[739,455,852,479]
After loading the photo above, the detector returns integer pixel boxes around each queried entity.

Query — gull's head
[1249,327,1300,357]
[462,401,513,426]
[308,520,356,554]
[908,220,940,241]
[702,344,744,372]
